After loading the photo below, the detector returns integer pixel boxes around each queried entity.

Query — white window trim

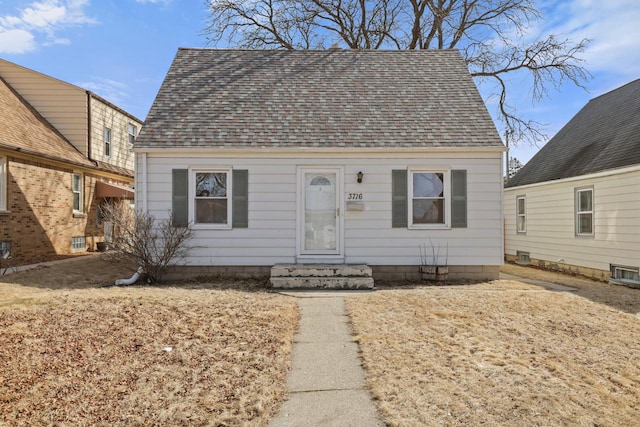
[575,187,594,237]
[189,168,232,229]
[73,172,84,214]
[611,265,640,285]
[128,124,137,146]
[104,127,111,157]
[0,156,6,212]
[408,168,451,229]
[516,195,526,234]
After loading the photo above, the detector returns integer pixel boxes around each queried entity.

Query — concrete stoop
[270,264,374,289]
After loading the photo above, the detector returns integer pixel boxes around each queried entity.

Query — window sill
[73,212,87,219]
[409,224,450,230]
[0,210,10,216]
[575,233,594,238]
[191,223,232,230]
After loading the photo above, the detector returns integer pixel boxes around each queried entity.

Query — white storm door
[300,169,342,255]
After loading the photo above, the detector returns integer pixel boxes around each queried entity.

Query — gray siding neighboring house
[505,78,640,285]
[135,48,506,282]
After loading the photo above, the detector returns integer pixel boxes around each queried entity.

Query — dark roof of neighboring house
[137,48,503,149]
[506,78,640,188]
[0,76,94,168]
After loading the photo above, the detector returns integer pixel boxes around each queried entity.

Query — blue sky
[1,0,639,164]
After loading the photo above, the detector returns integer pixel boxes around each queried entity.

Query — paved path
[270,291,383,427]
[500,272,578,292]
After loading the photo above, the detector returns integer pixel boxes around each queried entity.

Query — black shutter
[172,169,189,227]
[232,169,249,228]
[392,169,408,228]
[451,169,467,228]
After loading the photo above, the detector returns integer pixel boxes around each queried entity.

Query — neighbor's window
[128,124,137,145]
[71,236,86,251]
[411,171,449,226]
[104,127,111,157]
[72,173,83,213]
[575,187,593,236]
[0,156,6,211]
[0,241,10,259]
[611,265,640,283]
[194,171,230,225]
[516,195,526,233]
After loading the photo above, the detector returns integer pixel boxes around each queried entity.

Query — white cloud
[0,29,35,53]
[76,78,129,105]
[0,0,96,54]
[541,0,640,79]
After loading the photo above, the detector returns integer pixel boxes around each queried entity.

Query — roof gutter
[132,145,507,155]
[504,163,640,190]
[0,141,95,170]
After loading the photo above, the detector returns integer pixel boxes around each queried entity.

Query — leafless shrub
[101,201,193,284]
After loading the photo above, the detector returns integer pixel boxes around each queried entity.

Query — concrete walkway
[270,291,383,427]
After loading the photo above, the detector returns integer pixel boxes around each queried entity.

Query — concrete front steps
[270,264,374,289]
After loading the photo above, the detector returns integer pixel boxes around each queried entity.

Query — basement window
[610,265,640,286]
[71,236,86,252]
[0,241,10,259]
[516,251,531,265]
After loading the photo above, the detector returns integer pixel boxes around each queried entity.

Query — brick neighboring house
[0,60,142,265]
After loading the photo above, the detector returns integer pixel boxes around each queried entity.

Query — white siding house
[135,49,505,282]
[504,79,640,286]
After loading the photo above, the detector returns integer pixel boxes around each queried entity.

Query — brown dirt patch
[0,256,298,426]
[346,274,640,426]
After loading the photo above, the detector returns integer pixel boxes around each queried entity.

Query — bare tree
[203,0,590,144]
[101,201,193,284]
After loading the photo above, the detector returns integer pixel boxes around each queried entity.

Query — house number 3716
[347,193,363,200]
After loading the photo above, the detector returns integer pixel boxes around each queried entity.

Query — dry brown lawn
[347,265,640,426]
[0,255,298,426]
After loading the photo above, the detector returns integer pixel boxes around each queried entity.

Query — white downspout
[115,267,144,286]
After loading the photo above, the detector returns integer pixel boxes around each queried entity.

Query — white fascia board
[505,164,640,191]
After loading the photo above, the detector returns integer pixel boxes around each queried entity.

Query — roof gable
[0,77,94,168]
[137,49,503,149]
[506,78,640,187]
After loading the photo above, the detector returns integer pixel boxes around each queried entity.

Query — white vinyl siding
[504,168,640,273]
[0,60,140,172]
[139,151,503,267]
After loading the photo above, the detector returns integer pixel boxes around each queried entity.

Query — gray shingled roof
[136,48,503,149]
[506,78,640,188]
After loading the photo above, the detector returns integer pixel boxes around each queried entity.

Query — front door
[299,168,342,256]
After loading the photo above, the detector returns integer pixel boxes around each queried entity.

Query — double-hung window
[0,156,6,211]
[104,127,111,157]
[72,173,83,213]
[194,171,230,226]
[128,124,137,145]
[575,187,593,236]
[410,170,449,227]
[516,195,526,233]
